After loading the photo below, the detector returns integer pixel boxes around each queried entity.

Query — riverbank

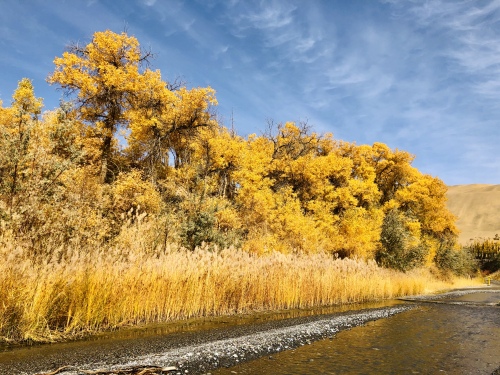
[1,245,474,344]
[214,286,500,375]
[2,285,497,375]
[3,303,415,374]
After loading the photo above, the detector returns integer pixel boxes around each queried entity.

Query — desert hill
[446,184,500,244]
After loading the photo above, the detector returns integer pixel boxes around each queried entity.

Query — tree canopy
[0,30,460,271]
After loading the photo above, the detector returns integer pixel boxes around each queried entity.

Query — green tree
[376,209,426,271]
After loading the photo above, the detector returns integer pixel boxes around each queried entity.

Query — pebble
[44,305,415,375]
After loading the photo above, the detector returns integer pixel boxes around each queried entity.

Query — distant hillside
[446,184,500,244]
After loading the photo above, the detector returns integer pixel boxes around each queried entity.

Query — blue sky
[1,0,499,185]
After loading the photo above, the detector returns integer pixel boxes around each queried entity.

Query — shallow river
[214,292,500,375]
[1,287,499,375]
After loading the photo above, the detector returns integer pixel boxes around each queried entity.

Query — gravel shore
[399,287,500,302]
[36,305,415,375]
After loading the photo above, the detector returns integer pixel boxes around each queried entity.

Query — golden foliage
[0,30,472,343]
[3,60,459,259]
[48,30,156,183]
[112,170,162,216]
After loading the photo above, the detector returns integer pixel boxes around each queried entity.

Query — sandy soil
[446,184,500,244]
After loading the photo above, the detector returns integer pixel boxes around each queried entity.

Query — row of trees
[0,31,467,273]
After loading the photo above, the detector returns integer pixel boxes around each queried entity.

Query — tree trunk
[101,135,112,184]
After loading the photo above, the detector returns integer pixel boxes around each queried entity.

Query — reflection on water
[0,300,403,374]
[1,291,498,375]
[214,296,500,375]
[446,290,500,304]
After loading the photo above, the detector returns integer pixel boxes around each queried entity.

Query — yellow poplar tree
[395,173,458,263]
[48,30,154,183]
[126,82,218,183]
[0,78,43,213]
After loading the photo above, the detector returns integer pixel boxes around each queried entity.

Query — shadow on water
[214,290,500,375]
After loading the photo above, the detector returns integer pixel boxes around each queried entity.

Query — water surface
[2,290,498,374]
[0,300,403,374]
[213,290,500,375]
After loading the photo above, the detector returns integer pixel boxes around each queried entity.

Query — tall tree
[0,78,43,213]
[48,30,153,183]
[126,84,218,183]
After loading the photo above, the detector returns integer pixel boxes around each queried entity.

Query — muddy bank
[2,304,413,375]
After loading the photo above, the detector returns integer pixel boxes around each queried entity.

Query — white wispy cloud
[395,0,500,100]
[1,0,498,183]
[224,1,326,62]
[237,1,297,30]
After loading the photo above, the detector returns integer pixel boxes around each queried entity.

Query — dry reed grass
[0,226,477,344]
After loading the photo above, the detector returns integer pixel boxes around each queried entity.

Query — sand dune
[446,184,500,244]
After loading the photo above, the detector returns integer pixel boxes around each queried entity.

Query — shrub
[434,244,478,277]
[464,238,500,274]
[479,254,500,274]
[376,209,426,272]
[181,209,218,250]
[180,206,243,251]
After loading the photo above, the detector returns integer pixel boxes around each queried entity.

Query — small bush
[434,245,478,277]
[376,209,426,272]
[180,207,243,250]
[181,209,218,250]
[480,253,500,274]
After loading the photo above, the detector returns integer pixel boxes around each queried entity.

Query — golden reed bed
[0,237,477,344]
